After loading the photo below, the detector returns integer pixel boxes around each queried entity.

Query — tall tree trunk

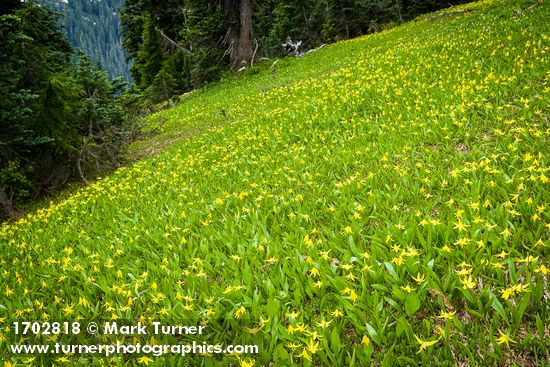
[224,0,238,63]
[233,0,253,66]
[0,191,13,218]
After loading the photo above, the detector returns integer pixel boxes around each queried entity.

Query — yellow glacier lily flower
[414,334,440,354]
[495,329,516,348]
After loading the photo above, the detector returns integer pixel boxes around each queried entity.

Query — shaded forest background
[38,0,131,81]
[122,0,471,102]
[1,0,470,219]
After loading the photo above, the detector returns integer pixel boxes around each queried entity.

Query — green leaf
[384,296,399,309]
[396,316,410,337]
[372,284,390,292]
[384,262,399,280]
[466,308,484,319]
[330,327,341,354]
[462,289,475,304]
[490,295,508,323]
[427,259,435,269]
[365,323,381,346]
[536,314,544,338]
[266,298,279,317]
[273,343,289,363]
[405,292,421,317]
[512,293,530,331]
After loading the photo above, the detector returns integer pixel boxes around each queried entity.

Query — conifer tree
[135,15,164,88]
[1,2,130,216]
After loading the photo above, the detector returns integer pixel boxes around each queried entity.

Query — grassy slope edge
[1,0,549,365]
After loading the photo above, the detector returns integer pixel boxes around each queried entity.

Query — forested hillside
[0,1,132,217]
[38,0,130,81]
[121,0,472,102]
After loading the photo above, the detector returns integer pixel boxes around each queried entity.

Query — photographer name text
[103,322,205,335]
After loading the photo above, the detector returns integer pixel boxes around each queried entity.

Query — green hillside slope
[1,0,548,366]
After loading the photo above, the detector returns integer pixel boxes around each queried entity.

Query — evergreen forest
[38,0,130,82]
[121,0,473,102]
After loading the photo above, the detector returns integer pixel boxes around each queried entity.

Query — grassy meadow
[1,0,549,365]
